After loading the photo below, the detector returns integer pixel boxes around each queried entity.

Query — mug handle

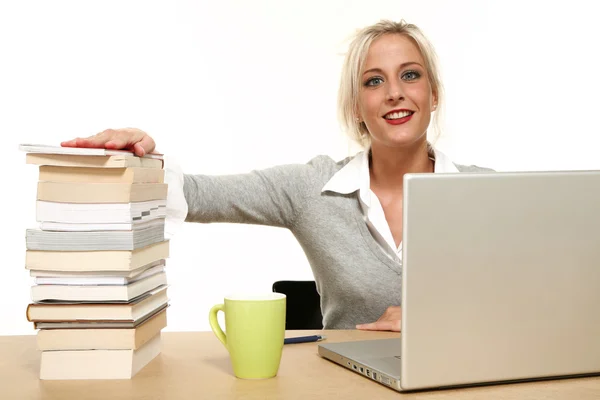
[209,304,227,347]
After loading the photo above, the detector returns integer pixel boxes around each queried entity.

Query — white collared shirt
[321,146,459,262]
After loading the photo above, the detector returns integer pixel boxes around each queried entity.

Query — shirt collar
[321,144,459,199]
[321,149,368,195]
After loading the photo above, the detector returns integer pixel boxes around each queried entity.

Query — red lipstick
[383,109,414,125]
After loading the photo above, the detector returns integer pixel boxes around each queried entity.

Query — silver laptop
[319,170,600,391]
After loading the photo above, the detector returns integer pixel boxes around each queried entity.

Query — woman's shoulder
[295,154,359,192]
[310,155,497,174]
[308,155,495,174]
[305,154,355,174]
[454,163,495,173]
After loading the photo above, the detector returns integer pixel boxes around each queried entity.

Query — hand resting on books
[61,128,156,157]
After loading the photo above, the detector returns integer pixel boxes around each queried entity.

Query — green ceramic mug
[209,293,286,379]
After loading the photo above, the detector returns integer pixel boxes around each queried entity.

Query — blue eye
[402,70,421,81]
[365,77,384,87]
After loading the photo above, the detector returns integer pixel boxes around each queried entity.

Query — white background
[1,0,599,335]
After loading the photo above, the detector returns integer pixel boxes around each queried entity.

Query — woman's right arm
[182,161,315,228]
[63,128,317,230]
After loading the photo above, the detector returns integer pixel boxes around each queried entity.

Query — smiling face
[358,33,436,150]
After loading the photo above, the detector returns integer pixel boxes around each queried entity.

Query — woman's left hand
[356,306,402,331]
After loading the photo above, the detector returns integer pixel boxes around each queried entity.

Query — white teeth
[384,110,413,120]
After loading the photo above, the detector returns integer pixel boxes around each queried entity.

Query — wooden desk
[2,330,599,399]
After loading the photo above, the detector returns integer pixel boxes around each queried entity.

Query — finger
[72,137,110,148]
[60,137,105,148]
[104,136,134,150]
[81,129,141,150]
[70,131,115,148]
[60,138,79,147]
[106,134,152,157]
[136,134,156,155]
[356,322,384,330]
[132,142,146,157]
[356,320,401,332]
[126,135,155,157]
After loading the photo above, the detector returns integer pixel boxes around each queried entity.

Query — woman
[61,20,491,331]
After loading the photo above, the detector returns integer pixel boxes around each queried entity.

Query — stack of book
[20,144,170,380]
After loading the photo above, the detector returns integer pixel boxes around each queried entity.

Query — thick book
[31,272,167,302]
[39,217,165,232]
[26,153,163,169]
[34,304,167,329]
[40,333,162,380]
[39,165,165,184]
[26,285,168,322]
[37,181,168,203]
[37,309,167,350]
[29,259,166,279]
[37,199,166,224]
[25,240,170,272]
[33,262,165,285]
[26,222,165,251]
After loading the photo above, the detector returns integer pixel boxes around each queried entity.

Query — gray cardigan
[183,155,492,329]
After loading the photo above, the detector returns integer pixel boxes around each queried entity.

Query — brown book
[25,240,169,272]
[40,333,162,380]
[34,304,168,329]
[39,165,165,184]
[37,181,168,203]
[37,309,167,351]
[26,286,168,322]
[26,153,163,169]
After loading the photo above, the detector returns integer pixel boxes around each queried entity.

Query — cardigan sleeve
[182,156,331,229]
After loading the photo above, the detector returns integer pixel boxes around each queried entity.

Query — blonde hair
[338,20,444,148]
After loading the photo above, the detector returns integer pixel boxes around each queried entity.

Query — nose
[386,79,404,102]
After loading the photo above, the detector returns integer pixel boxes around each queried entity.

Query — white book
[31,272,167,302]
[29,260,166,279]
[40,217,165,232]
[40,333,162,380]
[34,264,165,286]
[26,240,170,272]
[26,222,165,251]
[19,143,163,159]
[37,199,166,224]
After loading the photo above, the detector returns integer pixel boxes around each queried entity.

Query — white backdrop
[1,0,599,335]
